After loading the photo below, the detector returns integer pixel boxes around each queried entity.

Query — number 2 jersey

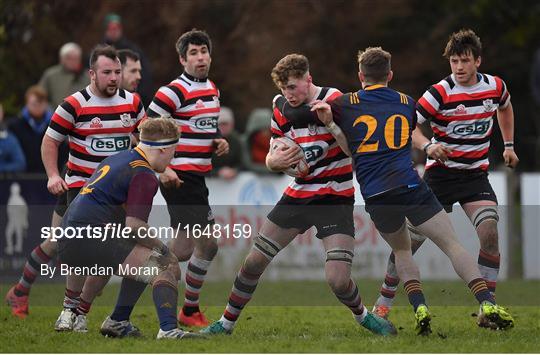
[331,85,421,199]
[63,147,158,227]
[271,87,354,203]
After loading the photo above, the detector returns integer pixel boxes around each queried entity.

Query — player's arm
[125,173,177,266]
[414,93,452,163]
[310,100,351,156]
[42,101,74,195]
[497,101,519,168]
[266,100,302,171]
[147,86,183,188]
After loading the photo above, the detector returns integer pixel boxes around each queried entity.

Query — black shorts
[53,187,82,217]
[424,167,498,212]
[57,223,137,269]
[365,181,443,233]
[267,195,355,239]
[160,171,214,227]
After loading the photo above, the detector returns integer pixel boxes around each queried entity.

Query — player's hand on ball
[269,144,303,170]
[213,138,229,156]
[426,143,452,163]
[503,149,519,168]
[159,167,183,189]
[310,100,333,125]
[47,175,68,196]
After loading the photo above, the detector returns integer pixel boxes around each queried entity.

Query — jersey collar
[134,146,150,163]
[364,84,386,91]
[182,71,208,83]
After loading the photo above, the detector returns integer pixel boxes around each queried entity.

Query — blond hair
[357,47,391,84]
[271,54,309,89]
[139,117,180,143]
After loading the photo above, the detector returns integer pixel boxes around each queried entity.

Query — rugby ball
[270,136,310,178]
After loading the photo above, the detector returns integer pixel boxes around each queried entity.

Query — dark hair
[175,29,212,59]
[89,45,118,70]
[117,49,139,66]
[443,29,482,59]
[271,54,309,88]
[357,47,391,84]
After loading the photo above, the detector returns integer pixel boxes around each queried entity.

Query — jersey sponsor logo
[483,99,495,112]
[90,117,103,129]
[194,116,217,131]
[90,136,131,152]
[120,113,133,127]
[452,121,490,136]
[454,104,467,115]
[303,145,324,163]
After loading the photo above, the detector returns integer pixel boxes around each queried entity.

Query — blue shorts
[365,181,443,233]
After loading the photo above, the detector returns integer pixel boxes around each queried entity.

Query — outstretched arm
[311,101,351,156]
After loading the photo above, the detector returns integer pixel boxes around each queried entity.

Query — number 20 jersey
[331,85,421,199]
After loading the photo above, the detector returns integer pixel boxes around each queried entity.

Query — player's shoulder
[320,87,343,102]
[272,94,287,110]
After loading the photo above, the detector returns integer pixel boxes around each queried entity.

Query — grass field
[1,280,539,353]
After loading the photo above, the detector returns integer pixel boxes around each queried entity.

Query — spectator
[102,13,153,107]
[39,42,89,107]
[0,103,26,173]
[8,86,67,173]
[242,108,274,174]
[211,107,243,179]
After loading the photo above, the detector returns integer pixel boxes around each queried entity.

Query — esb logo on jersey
[91,136,131,152]
[452,121,490,136]
[194,117,217,131]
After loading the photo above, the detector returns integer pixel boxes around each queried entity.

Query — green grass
[1,280,539,353]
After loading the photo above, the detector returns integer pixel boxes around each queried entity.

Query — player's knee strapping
[133,252,167,284]
[253,233,282,260]
[326,248,354,264]
[471,206,499,229]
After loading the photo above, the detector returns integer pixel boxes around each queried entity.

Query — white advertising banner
[149,171,508,281]
[521,173,540,279]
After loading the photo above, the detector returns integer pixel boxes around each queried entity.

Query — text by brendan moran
[40,264,160,278]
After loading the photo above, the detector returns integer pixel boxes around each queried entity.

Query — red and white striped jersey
[417,73,510,171]
[46,86,145,188]
[271,87,355,203]
[147,72,220,175]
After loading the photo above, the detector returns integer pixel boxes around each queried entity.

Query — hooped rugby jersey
[147,72,220,175]
[46,86,145,188]
[271,87,354,202]
[417,73,510,171]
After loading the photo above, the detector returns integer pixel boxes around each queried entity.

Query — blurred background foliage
[1,0,539,169]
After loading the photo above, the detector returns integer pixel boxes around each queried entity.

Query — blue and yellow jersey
[332,85,421,199]
[64,147,158,226]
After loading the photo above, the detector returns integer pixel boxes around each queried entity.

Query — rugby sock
[63,288,81,309]
[376,253,399,307]
[14,245,53,296]
[335,279,366,316]
[219,266,262,330]
[74,298,92,316]
[183,255,211,315]
[404,280,426,312]
[110,278,147,321]
[153,281,178,331]
[468,278,495,304]
[477,249,500,295]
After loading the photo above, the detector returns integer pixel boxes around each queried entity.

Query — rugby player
[147,29,228,327]
[5,46,146,326]
[57,117,201,340]
[372,30,519,327]
[311,47,514,334]
[200,54,397,337]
